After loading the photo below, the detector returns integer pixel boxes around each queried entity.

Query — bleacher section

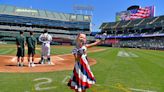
[117,37,164,50]
[100,15,164,33]
[0,4,94,45]
[117,20,131,28]
[98,15,164,49]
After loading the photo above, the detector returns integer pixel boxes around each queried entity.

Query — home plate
[35,62,55,66]
[34,59,55,66]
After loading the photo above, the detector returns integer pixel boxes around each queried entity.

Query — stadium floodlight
[73,5,94,15]
[73,5,94,11]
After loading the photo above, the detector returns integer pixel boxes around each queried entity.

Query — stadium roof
[0,4,91,22]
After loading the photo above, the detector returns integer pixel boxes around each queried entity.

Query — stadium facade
[97,10,164,50]
[0,4,93,45]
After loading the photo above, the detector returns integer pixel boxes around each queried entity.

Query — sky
[0,0,164,32]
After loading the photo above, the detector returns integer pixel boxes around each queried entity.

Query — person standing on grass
[67,33,102,92]
[16,30,26,67]
[27,31,37,67]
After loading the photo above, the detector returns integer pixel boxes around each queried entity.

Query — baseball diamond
[0,45,163,92]
[0,45,105,73]
[0,2,164,92]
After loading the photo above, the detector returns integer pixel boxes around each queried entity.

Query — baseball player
[39,29,52,64]
[27,31,37,67]
[16,30,26,67]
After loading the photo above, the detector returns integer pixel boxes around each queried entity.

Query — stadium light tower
[73,5,94,33]
[73,5,94,15]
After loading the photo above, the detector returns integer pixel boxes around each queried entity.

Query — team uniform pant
[17,47,25,57]
[41,43,50,60]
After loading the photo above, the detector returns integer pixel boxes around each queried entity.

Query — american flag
[129,6,152,20]
[116,6,154,21]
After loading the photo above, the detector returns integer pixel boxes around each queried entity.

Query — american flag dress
[68,46,96,92]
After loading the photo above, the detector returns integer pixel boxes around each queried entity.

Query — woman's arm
[86,39,102,48]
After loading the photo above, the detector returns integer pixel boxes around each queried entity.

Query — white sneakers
[28,62,31,67]
[18,61,53,67]
[41,60,44,64]
[40,60,51,65]
[28,62,35,67]
[31,63,36,67]
[20,62,24,67]
[17,62,24,67]
[17,62,35,67]
[17,62,21,67]
[47,61,51,65]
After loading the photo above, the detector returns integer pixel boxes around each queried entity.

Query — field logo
[117,50,139,57]
[33,78,57,91]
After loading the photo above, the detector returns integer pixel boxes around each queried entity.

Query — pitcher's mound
[0,54,96,73]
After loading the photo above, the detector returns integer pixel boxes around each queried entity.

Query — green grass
[0,44,163,92]
[0,44,73,55]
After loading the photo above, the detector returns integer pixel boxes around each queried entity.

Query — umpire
[16,30,26,67]
[27,31,37,67]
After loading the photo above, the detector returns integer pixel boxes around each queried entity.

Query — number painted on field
[33,78,57,91]
[62,76,71,84]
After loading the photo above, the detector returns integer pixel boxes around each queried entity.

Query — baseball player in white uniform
[39,29,52,64]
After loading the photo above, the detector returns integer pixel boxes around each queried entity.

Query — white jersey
[39,33,52,44]
[39,33,52,57]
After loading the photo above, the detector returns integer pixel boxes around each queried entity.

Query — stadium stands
[98,15,164,49]
[0,4,94,45]
[117,37,164,50]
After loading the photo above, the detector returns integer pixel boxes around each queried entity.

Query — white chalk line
[31,76,157,92]
[11,57,55,66]
[117,50,139,58]
[129,88,157,92]
[94,83,156,92]
[53,56,64,60]
[117,50,129,57]
[11,57,17,62]
[0,55,14,58]
[51,62,55,65]
[10,56,63,62]
[128,52,139,57]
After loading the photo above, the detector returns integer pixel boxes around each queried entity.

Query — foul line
[54,56,64,60]
[0,55,14,58]
[129,88,157,92]
[94,83,156,92]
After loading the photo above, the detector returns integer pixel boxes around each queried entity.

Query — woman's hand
[86,39,102,48]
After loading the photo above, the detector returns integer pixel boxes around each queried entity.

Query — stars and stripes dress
[68,46,96,92]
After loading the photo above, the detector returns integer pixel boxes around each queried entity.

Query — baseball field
[0,44,163,92]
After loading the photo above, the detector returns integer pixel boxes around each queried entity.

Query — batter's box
[34,62,55,66]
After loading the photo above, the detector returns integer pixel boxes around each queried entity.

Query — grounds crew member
[16,30,26,67]
[27,31,37,67]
